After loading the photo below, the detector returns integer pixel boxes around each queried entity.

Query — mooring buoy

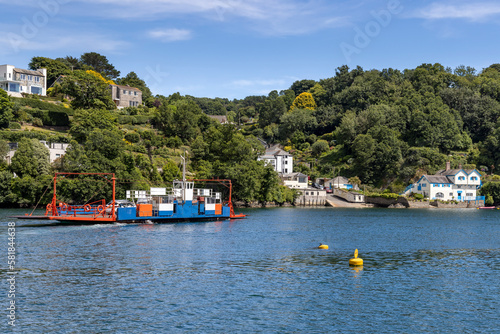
[349,249,363,266]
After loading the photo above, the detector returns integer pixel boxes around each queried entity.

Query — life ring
[46,204,52,210]
[84,204,91,212]
[97,205,104,213]
[61,203,67,211]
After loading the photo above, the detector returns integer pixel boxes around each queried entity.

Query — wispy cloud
[413,2,500,21]
[148,28,192,42]
[80,0,348,36]
[0,28,128,55]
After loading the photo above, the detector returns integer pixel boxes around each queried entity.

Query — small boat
[478,206,497,209]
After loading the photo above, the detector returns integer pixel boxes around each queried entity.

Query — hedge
[118,115,150,125]
[27,109,70,126]
[12,98,72,113]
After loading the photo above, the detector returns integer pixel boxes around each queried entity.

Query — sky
[0,0,499,99]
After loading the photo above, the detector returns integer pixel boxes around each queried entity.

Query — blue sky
[1,0,499,99]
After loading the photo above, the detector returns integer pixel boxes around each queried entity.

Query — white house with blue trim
[405,163,482,201]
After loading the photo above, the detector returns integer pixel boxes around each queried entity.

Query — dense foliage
[2,58,500,207]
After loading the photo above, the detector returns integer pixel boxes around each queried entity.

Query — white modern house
[282,172,308,189]
[404,163,482,201]
[258,145,293,175]
[5,141,69,165]
[0,64,47,97]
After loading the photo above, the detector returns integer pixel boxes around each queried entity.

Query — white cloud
[84,0,348,36]
[0,28,128,55]
[148,28,192,42]
[413,2,500,21]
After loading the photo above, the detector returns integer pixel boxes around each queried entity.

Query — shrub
[9,122,21,129]
[124,132,140,143]
[379,192,399,200]
[412,193,424,200]
[32,118,43,127]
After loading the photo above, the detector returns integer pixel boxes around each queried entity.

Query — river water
[1,207,499,333]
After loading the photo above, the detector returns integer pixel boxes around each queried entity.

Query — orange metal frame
[48,173,116,222]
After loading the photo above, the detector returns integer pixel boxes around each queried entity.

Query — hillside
[1,56,500,206]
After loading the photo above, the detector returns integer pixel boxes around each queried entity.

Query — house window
[28,75,32,81]
[284,169,288,174]
[35,76,40,82]
[306,192,309,195]
[20,74,26,80]
[449,193,453,196]
[471,177,477,181]
[134,91,137,96]
[466,193,473,197]
[422,184,426,187]
[285,160,288,164]
[8,73,11,79]
[123,90,126,94]
[436,192,444,198]
[31,86,42,95]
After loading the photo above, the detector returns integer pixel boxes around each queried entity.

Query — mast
[112,174,116,220]
[180,152,186,202]
[51,174,57,216]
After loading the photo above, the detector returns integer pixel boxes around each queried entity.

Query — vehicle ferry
[17,172,245,223]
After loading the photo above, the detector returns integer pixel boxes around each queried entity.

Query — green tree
[311,139,330,156]
[80,52,120,80]
[61,70,115,110]
[279,108,318,140]
[116,72,153,101]
[0,89,13,128]
[257,94,287,128]
[290,79,316,96]
[480,182,500,205]
[161,160,181,183]
[308,83,327,107]
[28,56,71,86]
[70,108,118,142]
[10,138,50,178]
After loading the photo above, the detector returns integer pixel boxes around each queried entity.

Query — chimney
[458,163,462,170]
[446,161,451,171]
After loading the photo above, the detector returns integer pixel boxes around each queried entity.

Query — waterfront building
[282,172,308,189]
[404,162,482,201]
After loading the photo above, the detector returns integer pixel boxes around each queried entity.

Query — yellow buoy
[349,249,363,266]
[318,243,329,250]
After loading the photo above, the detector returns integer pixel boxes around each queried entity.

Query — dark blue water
[1,207,499,333]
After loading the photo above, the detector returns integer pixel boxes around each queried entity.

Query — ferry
[17,171,246,223]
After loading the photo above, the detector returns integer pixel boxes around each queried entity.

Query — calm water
[1,207,499,333]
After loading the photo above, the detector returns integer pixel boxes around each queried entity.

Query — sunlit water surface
[1,207,499,333]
